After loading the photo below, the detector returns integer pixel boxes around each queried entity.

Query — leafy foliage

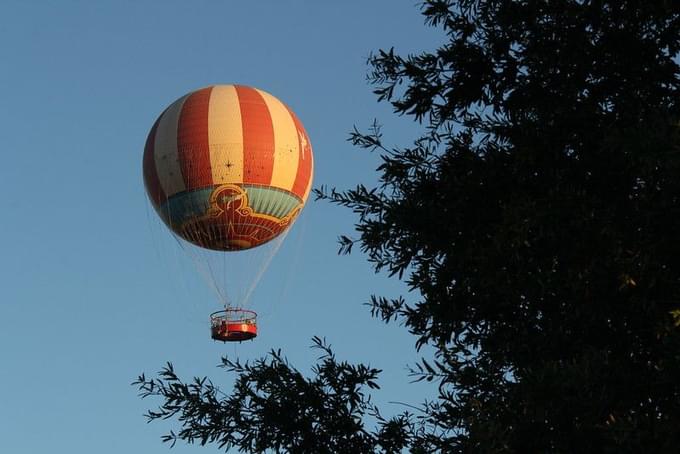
[134,337,421,453]
[138,1,680,452]
[317,0,680,451]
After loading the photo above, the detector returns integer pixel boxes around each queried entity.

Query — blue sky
[0,2,441,452]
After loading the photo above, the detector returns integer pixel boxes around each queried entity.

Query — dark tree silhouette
[136,1,680,452]
[134,337,415,453]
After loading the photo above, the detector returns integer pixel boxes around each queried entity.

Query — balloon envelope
[143,84,314,251]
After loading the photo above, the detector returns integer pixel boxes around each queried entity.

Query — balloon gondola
[210,308,258,342]
[143,84,314,341]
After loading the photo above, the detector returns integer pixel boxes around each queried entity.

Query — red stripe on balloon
[177,87,214,190]
[143,116,166,207]
[288,108,313,200]
[235,85,275,185]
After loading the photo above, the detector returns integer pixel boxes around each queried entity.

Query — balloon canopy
[143,84,314,251]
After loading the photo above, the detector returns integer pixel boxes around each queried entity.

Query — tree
[135,1,680,452]
[134,337,415,453]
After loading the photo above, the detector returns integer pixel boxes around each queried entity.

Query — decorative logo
[298,129,309,159]
[180,184,302,251]
[207,184,254,218]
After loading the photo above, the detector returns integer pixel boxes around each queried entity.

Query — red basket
[210,308,257,342]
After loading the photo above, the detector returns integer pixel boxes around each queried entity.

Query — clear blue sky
[0,2,441,452]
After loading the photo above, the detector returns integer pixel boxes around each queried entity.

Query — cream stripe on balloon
[208,85,244,184]
[154,94,189,198]
[257,88,300,191]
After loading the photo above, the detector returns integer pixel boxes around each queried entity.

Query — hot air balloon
[143,84,314,341]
